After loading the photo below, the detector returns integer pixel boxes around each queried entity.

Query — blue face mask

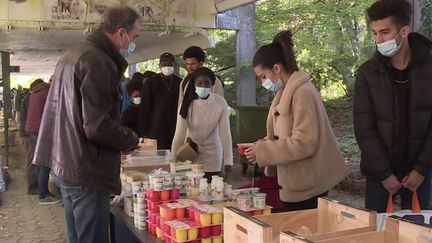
[119,32,136,58]
[377,34,403,57]
[195,87,211,98]
[262,78,284,92]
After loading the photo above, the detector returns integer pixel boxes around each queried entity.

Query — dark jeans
[280,191,329,212]
[365,172,431,213]
[37,165,51,199]
[22,136,37,188]
[54,176,110,243]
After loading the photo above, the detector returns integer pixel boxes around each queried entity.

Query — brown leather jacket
[33,29,139,194]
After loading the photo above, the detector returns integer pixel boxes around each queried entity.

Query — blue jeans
[37,165,51,199]
[54,177,110,243]
[365,172,431,213]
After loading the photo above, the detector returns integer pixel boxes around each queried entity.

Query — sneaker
[39,196,61,205]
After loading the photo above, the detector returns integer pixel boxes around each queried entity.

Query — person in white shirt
[171,67,233,181]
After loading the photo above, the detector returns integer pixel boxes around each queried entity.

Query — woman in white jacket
[171,67,233,181]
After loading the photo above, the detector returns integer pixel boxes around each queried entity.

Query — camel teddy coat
[256,70,348,202]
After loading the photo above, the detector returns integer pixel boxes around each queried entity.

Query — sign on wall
[1,0,215,28]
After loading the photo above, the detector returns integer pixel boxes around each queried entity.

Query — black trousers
[280,191,329,212]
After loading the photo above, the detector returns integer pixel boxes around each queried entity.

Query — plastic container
[148,190,160,202]
[201,238,212,243]
[212,236,222,243]
[170,188,180,200]
[200,214,211,226]
[263,208,271,215]
[210,225,221,236]
[187,208,195,220]
[176,207,185,219]
[170,226,177,237]
[188,228,199,240]
[153,176,165,191]
[252,193,267,209]
[253,210,263,215]
[161,190,170,201]
[199,178,209,197]
[192,163,205,174]
[126,149,171,165]
[236,143,254,155]
[164,175,174,189]
[176,229,188,242]
[156,227,162,238]
[194,211,201,224]
[211,212,222,224]
[166,207,176,220]
[199,226,211,238]
[224,184,233,199]
[186,172,205,187]
[237,194,252,210]
[210,176,224,200]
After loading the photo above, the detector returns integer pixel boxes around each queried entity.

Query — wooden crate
[223,197,377,243]
[280,215,432,243]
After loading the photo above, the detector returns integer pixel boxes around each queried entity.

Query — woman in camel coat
[245,31,348,211]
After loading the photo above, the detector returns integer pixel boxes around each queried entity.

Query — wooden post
[1,52,11,167]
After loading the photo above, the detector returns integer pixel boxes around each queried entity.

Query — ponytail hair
[252,30,298,74]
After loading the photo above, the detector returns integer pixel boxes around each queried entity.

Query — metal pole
[1,51,11,167]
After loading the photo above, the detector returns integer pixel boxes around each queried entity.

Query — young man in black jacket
[354,0,432,212]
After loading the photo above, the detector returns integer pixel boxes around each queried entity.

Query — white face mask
[195,87,211,99]
[161,66,174,76]
[132,97,141,105]
[377,34,403,57]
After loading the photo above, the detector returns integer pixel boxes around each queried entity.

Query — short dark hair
[127,74,143,96]
[252,30,298,74]
[367,0,411,27]
[99,6,140,34]
[183,46,205,62]
[192,67,215,86]
[30,79,44,91]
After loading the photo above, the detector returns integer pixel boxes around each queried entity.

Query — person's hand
[381,174,401,195]
[244,145,257,164]
[401,170,424,192]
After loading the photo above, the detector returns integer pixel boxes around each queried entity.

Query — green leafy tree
[256,0,374,99]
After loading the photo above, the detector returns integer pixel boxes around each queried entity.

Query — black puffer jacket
[33,29,139,194]
[354,33,432,181]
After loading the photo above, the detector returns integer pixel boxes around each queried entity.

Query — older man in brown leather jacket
[33,6,140,243]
